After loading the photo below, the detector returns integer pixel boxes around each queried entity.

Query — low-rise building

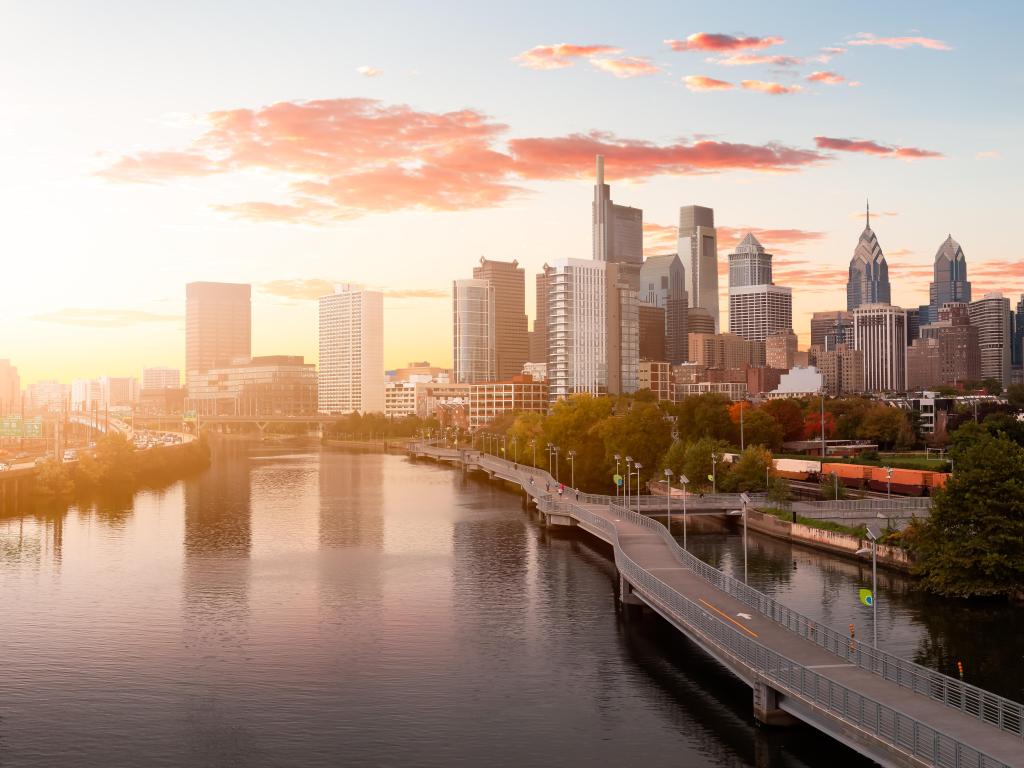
[768,366,823,398]
[638,361,672,401]
[676,381,747,401]
[384,381,418,419]
[186,356,317,416]
[469,376,548,430]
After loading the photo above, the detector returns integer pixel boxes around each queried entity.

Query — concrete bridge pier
[753,677,797,727]
[618,574,645,607]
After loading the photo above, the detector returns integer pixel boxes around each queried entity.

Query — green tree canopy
[682,437,732,492]
[909,432,1024,597]
[673,394,736,444]
[723,445,773,492]
[742,409,784,451]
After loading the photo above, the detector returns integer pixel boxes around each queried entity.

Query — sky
[2,0,1022,384]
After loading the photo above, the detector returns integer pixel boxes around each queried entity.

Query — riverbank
[30,436,211,502]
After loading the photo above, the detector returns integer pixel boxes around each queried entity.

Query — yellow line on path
[699,598,759,639]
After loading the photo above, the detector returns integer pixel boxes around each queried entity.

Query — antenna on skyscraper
[866,198,870,229]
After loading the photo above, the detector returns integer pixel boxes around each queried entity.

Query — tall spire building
[592,155,642,284]
[847,202,891,312]
[928,235,971,324]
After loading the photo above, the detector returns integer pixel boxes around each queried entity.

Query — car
[63,450,77,461]
[0,462,10,471]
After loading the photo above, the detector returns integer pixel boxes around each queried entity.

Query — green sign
[613,473,623,487]
[183,410,198,422]
[0,416,43,438]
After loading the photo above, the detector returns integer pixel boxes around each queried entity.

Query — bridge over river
[409,442,1023,768]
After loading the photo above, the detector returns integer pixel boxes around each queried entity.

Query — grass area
[775,453,951,472]
[758,506,867,537]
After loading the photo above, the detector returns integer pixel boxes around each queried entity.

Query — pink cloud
[806,71,845,85]
[666,33,784,52]
[100,97,827,223]
[683,75,734,91]
[509,133,824,180]
[815,136,943,159]
[99,150,220,182]
[848,33,951,51]
[718,226,826,255]
[590,56,660,78]
[713,54,803,67]
[356,66,383,78]
[643,222,678,255]
[515,43,622,70]
[815,46,846,63]
[741,79,802,95]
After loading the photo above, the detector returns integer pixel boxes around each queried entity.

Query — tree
[762,398,805,442]
[803,410,836,442]
[827,397,874,441]
[682,436,732,491]
[76,432,138,488]
[818,470,847,500]
[673,394,737,444]
[909,432,1024,597]
[741,409,784,451]
[542,395,615,491]
[767,476,793,515]
[507,412,545,464]
[982,378,1004,396]
[599,400,673,491]
[1007,384,1024,409]
[724,445,773,492]
[857,405,914,449]
[660,439,688,478]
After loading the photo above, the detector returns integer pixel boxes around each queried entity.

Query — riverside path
[409,442,1024,768]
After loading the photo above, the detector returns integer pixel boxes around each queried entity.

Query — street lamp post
[856,524,881,649]
[624,456,633,509]
[740,401,745,451]
[633,462,643,512]
[552,446,560,483]
[728,492,752,583]
[530,439,536,468]
[567,450,576,488]
[512,436,518,463]
[547,443,553,475]
[885,466,893,500]
[664,468,673,533]
[711,452,718,495]
[614,454,621,500]
[680,474,690,550]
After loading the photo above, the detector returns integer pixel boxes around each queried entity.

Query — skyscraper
[913,303,980,388]
[728,233,773,288]
[452,279,496,384]
[547,258,607,400]
[472,257,528,380]
[969,293,1011,388]
[639,253,688,364]
[678,205,720,331]
[318,285,385,414]
[853,303,906,392]
[592,155,642,276]
[606,262,639,395]
[528,269,550,364]
[847,203,891,312]
[728,233,792,363]
[810,310,853,350]
[185,282,251,391]
[928,235,971,324]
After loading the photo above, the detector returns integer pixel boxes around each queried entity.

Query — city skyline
[3,2,1023,383]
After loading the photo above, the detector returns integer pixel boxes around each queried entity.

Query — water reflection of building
[317,451,384,550]
[183,441,252,655]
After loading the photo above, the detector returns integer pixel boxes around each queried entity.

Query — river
[0,442,1020,767]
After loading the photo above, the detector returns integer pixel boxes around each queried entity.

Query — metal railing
[798,497,932,511]
[411,442,1024,746]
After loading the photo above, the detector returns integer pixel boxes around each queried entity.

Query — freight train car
[772,458,821,481]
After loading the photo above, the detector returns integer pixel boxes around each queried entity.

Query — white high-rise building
[318,285,385,414]
[853,303,907,392]
[678,205,720,332]
[727,234,792,363]
[26,380,68,413]
[968,293,1011,388]
[547,259,607,401]
[452,278,496,384]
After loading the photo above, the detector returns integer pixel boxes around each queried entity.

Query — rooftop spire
[866,198,870,229]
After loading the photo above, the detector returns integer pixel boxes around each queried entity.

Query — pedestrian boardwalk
[410,444,1024,768]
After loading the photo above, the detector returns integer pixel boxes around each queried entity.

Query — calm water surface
[0,442,1020,767]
